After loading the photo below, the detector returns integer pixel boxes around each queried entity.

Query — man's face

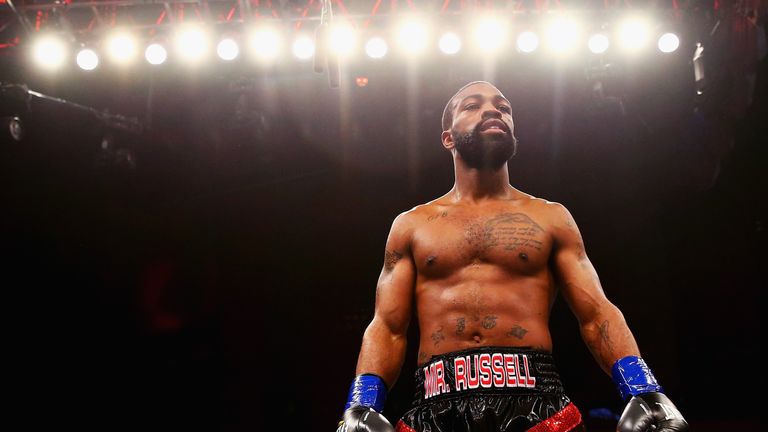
[448,84,517,169]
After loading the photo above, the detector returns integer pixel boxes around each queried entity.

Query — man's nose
[481,106,503,120]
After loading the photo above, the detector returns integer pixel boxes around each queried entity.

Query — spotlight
[76,48,99,70]
[217,38,239,61]
[396,19,429,54]
[329,24,356,56]
[106,32,137,64]
[365,37,388,59]
[546,18,580,53]
[473,16,508,52]
[516,31,539,53]
[248,28,281,61]
[658,33,680,53]
[175,26,210,63]
[618,18,651,52]
[438,32,461,55]
[32,35,68,70]
[588,34,610,54]
[292,36,315,60]
[145,43,168,65]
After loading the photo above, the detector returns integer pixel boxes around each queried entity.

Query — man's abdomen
[415,273,555,365]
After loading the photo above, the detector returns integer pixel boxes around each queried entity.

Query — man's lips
[478,119,508,132]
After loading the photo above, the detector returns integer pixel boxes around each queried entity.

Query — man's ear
[441,130,454,151]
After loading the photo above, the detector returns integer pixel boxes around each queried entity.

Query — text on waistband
[423,353,537,400]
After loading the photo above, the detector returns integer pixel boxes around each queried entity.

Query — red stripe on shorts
[527,402,583,432]
[395,419,417,432]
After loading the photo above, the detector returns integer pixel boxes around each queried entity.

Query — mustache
[476,120,510,133]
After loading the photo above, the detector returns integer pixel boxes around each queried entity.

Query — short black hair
[441,81,498,132]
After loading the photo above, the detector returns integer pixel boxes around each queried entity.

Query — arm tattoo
[384,249,403,273]
[455,317,466,335]
[482,315,498,329]
[418,351,430,364]
[564,209,578,232]
[577,242,587,265]
[506,325,529,339]
[598,320,615,355]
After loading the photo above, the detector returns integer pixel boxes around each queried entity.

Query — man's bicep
[373,213,416,335]
[550,203,608,324]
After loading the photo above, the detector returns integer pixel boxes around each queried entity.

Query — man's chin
[460,154,512,170]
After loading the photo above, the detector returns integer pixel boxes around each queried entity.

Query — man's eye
[464,104,478,110]
[500,106,511,113]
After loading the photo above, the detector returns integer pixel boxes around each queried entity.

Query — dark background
[2,18,765,432]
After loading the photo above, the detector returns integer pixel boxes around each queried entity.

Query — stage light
[292,36,315,60]
[438,32,461,55]
[174,26,210,63]
[32,35,68,70]
[618,18,650,52]
[217,38,239,61]
[546,18,580,53]
[473,16,508,52]
[396,20,429,54]
[516,31,539,53]
[365,37,388,59]
[588,34,610,54]
[145,43,168,65]
[106,32,137,64]
[76,48,99,70]
[248,28,281,61]
[329,24,356,56]
[658,33,680,53]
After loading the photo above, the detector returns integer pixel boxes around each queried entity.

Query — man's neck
[449,160,514,204]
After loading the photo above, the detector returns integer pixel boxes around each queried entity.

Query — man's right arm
[355,211,416,388]
[336,212,416,432]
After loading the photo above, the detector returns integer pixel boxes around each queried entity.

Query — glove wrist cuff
[344,373,388,412]
[611,356,664,401]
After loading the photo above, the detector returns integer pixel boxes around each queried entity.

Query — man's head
[441,81,518,170]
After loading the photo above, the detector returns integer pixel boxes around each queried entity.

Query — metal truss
[0,81,143,137]
[0,0,687,48]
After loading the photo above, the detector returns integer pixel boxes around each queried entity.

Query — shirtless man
[336,81,688,432]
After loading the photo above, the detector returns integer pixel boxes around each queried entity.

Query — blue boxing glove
[612,356,689,432]
[336,374,394,432]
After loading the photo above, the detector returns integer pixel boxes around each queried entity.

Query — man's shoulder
[538,198,568,215]
[506,192,568,220]
[395,198,451,223]
[510,195,575,234]
[387,201,446,238]
[390,203,430,228]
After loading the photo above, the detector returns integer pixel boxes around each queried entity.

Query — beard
[452,125,518,170]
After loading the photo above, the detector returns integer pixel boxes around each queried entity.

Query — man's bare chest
[411,207,554,278]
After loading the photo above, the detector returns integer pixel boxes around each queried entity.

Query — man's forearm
[580,304,640,376]
[355,317,408,388]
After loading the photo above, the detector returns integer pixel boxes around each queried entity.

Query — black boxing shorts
[395,346,585,432]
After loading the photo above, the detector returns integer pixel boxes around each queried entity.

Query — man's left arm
[549,202,689,432]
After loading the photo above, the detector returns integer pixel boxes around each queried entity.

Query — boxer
[337,81,687,432]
